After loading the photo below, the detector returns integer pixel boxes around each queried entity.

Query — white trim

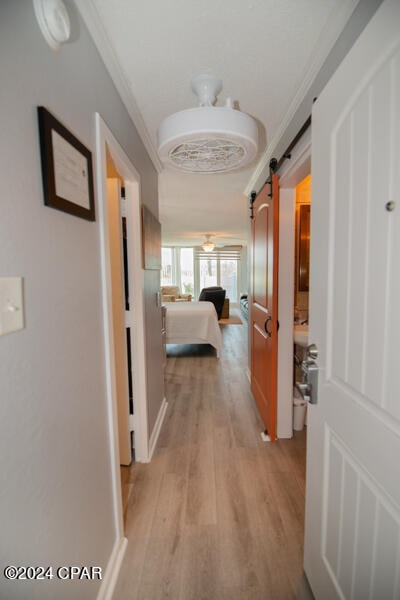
[278,135,312,439]
[75,0,162,173]
[94,113,150,547]
[94,115,124,540]
[277,188,296,439]
[96,537,128,600]
[148,397,168,461]
[244,0,358,196]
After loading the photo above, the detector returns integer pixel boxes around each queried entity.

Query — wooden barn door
[250,174,279,441]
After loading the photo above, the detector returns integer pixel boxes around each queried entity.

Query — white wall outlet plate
[0,277,25,336]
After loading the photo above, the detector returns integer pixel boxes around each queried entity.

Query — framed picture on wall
[37,106,95,221]
[141,205,161,270]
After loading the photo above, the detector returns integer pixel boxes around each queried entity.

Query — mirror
[296,204,310,292]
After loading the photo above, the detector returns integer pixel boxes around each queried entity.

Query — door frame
[94,113,149,540]
[276,129,311,438]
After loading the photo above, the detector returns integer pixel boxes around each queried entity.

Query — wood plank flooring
[115,315,313,600]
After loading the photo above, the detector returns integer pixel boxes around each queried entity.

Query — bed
[164,301,222,357]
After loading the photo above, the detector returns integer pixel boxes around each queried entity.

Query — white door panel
[305,1,400,598]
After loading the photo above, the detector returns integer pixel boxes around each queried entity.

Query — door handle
[264,317,279,337]
[264,316,272,337]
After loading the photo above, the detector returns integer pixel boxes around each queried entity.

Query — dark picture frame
[37,106,95,221]
[141,205,161,270]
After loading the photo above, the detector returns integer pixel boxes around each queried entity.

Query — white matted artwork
[52,130,91,210]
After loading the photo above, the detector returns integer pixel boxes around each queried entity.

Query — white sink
[293,324,309,347]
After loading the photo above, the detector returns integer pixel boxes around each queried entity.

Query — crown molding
[75,0,163,173]
[244,0,359,196]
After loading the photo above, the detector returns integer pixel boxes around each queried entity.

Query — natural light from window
[161,246,242,302]
[161,247,174,286]
[180,248,194,295]
[220,259,238,301]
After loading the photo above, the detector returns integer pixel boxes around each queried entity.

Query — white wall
[0,2,162,598]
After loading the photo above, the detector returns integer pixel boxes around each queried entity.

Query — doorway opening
[294,175,311,322]
[105,152,131,466]
[95,113,149,543]
[293,174,311,432]
[277,128,311,439]
[105,152,135,521]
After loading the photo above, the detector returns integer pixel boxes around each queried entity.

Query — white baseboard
[97,536,128,600]
[245,366,251,383]
[148,397,168,461]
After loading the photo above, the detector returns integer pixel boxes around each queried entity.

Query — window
[180,248,194,295]
[199,257,217,290]
[161,247,194,294]
[161,246,243,303]
[220,259,238,301]
[195,246,241,302]
[161,247,175,286]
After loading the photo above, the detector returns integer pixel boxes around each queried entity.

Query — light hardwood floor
[115,315,313,600]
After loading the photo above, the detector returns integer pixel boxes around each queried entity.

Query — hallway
[115,318,312,599]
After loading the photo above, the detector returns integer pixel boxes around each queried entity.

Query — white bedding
[164,301,222,357]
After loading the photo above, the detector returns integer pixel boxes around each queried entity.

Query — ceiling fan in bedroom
[201,233,215,253]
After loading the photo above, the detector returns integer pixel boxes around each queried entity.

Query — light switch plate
[0,277,25,336]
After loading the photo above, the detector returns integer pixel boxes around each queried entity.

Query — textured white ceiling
[90,0,355,246]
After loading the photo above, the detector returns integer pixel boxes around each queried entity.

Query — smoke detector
[33,0,71,51]
[157,74,258,174]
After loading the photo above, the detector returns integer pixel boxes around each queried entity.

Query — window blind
[194,245,242,261]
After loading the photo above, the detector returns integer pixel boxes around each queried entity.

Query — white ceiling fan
[201,233,215,252]
[157,74,258,174]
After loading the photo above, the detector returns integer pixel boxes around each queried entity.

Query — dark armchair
[198,286,226,320]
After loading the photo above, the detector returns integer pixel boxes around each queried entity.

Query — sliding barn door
[250,174,279,441]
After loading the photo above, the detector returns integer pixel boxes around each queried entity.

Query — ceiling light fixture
[202,234,215,253]
[157,74,258,174]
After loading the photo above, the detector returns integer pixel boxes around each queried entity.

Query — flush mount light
[157,74,258,174]
[33,0,71,51]
[202,234,215,253]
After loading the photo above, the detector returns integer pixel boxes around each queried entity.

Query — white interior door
[304,1,400,598]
